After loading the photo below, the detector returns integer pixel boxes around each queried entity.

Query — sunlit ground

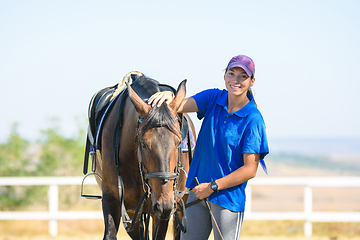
[1,219,360,240]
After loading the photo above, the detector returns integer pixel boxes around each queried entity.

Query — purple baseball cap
[227,55,255,77]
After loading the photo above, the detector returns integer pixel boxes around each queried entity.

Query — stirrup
[80,172,102,200]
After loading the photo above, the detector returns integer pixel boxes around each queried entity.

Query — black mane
[133,75,180,138]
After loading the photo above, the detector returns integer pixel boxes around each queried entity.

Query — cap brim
[227,63,253,77]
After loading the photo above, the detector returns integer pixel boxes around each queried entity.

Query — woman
[148,55,269,240]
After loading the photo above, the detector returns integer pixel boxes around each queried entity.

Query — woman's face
[224,67,255,96]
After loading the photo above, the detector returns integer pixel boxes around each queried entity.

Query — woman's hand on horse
[192,182,213,200]
[148,91,174,107]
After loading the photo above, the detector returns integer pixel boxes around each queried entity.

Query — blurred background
[1,0,359,239]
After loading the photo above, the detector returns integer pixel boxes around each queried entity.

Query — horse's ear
[169,79,187,112]
[126,82,151,118]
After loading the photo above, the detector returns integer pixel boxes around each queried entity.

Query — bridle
[119,114,188,239]
[136,117,186,192]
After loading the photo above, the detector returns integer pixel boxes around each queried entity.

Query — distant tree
[0,119,87,210]
[35,117,87,208]
[36,117,86,176]
[0,123,32,176]
[0,123,39,210]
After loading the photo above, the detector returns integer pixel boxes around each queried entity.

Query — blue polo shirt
[186,88,269,212]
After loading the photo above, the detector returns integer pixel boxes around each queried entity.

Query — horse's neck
[121,100,141,149]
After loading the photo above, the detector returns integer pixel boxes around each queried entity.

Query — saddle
[87,84,117,145]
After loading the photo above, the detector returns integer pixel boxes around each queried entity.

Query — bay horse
[93,73,196,240]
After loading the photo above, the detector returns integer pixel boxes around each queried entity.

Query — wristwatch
[210,181,219,193]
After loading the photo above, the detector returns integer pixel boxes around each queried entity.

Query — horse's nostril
[153,202,174,220]
[153,203,160,212]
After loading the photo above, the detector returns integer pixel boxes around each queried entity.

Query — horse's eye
[140,141,147,150]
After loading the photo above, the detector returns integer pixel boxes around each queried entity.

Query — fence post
[304,185,312,237]
[48,184,59,236]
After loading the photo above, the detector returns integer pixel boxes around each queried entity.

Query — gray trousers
[181,191,244,240]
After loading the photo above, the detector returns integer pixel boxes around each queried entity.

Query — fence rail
[0,176,359,237]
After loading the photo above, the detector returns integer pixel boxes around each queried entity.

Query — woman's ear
[250,77,255,87]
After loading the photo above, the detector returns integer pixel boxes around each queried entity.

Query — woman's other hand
[147,91,174,107]
[192,182,213,200]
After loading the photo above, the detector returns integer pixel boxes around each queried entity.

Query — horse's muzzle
[152,199,176,220]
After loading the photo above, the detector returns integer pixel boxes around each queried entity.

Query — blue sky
[1,0,360,142]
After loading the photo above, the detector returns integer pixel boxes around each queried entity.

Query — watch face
[211,181,218,192]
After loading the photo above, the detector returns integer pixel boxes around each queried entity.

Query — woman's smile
[229,84,241,89]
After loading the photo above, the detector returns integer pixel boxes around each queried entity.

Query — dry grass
[242,220,360,238]
[1,219,360,240]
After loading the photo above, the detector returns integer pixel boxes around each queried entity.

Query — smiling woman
[224,55,257,110]
[148,54,269,240]
[224,67,254,113]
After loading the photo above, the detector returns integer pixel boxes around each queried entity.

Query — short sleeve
[192,89,222,120]
[242,115,269,173]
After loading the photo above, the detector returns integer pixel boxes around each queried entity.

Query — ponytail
[247,76,257,107]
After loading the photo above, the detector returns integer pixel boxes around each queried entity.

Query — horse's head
[126,79,186,220]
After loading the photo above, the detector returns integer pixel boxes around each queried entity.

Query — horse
[92,73,196,240]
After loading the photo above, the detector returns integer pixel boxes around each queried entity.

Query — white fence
[246,177,360,237]
[0,177,360,237]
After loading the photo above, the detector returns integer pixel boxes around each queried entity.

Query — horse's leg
[102,190,121,240]
[100,153,122,240]
[100,139,121,239]
[126,221,141,240]
[152,217,170,240]
[173,214,181,240]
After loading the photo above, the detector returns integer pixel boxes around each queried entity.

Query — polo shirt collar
[216,91,256,117]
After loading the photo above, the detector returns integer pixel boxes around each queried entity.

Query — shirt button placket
[224,115,229,123]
